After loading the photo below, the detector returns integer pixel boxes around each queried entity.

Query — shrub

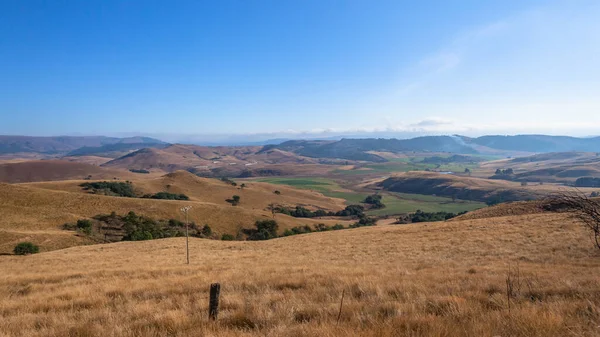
[350,216,377,228]
[314,223,331,231]
[142,192,189,200]
[274,190,281,195]
[364,194,385,209]
[201,224,212,237]
[13,242,39,255]
[244,220,279,240]
[332,224,345,230]
[409,210,465,223]
[76,219,93,235]
[336,205,365,217]
[228,195,240,205]
[129,169,150,174]
[221,233,235,241]
[80,181,136,197]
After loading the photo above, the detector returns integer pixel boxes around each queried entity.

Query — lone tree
[543,192,600,250]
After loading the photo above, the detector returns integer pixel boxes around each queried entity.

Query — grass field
[1,211,599,336]
[366,193,487,216]
[332,162,479,176]
[253,177,487,216]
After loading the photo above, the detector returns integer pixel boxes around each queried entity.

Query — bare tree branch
[543,191,600,250]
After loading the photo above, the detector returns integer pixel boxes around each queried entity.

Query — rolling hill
[267,136,478,162]
[375,171,595,204]
[0,171,351,253]
[102,144,319,175]
[481,152,600,183]
[0,160,142,183]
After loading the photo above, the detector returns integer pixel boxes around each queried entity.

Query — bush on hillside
[244,220,279,240]
[409,210,466,223]
[201,224,212,237]
[129,169,150,174]
[226,195,241,206]
[91,211,191,241]
[80,181,136,197]
[221,233,235,241]
[14,242,39,255]
[76,219,93,235]
[336,205,365,217]
[364,194,385,209]
[142,192,190,200]
[349,216,377,228]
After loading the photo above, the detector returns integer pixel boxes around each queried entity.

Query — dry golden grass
[1,212,599,336]
[0,172,350,253]
[0,160,142,183]
[60,156,114,166]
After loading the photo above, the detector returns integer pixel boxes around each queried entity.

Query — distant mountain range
[1,134,599,163]
[464,135,600,153]
[0,136,168,157]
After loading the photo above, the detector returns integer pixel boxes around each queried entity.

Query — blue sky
[1,0,599,140]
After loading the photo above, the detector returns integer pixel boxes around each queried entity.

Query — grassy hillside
[0,160,142,183]
[1,210,598,336]
[479,152,600,183]
[102,144,319,175]
[0,172,351,253]
[377,172,597,203]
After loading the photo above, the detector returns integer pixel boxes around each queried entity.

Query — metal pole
[181,206,192,265]
[185,210,189,265]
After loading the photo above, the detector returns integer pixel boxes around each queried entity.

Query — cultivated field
[1,210,599,336]
[253,177,487,216]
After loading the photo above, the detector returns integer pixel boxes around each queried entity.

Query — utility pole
[180,206,192,264]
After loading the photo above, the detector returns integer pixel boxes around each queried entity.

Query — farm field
[252,177,487,216]
[366,193,486,216]
[1,209,599,336]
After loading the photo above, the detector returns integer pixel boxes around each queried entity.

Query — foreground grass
[1,213,599,336]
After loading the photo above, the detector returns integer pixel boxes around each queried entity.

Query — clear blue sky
[1,0,599,138]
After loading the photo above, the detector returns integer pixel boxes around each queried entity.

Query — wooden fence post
[209,283,221,320]
[337,289,345,324]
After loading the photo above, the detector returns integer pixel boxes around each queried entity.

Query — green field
[366,193,486,216]
[332,162,479,176]
[253,177,487,216]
